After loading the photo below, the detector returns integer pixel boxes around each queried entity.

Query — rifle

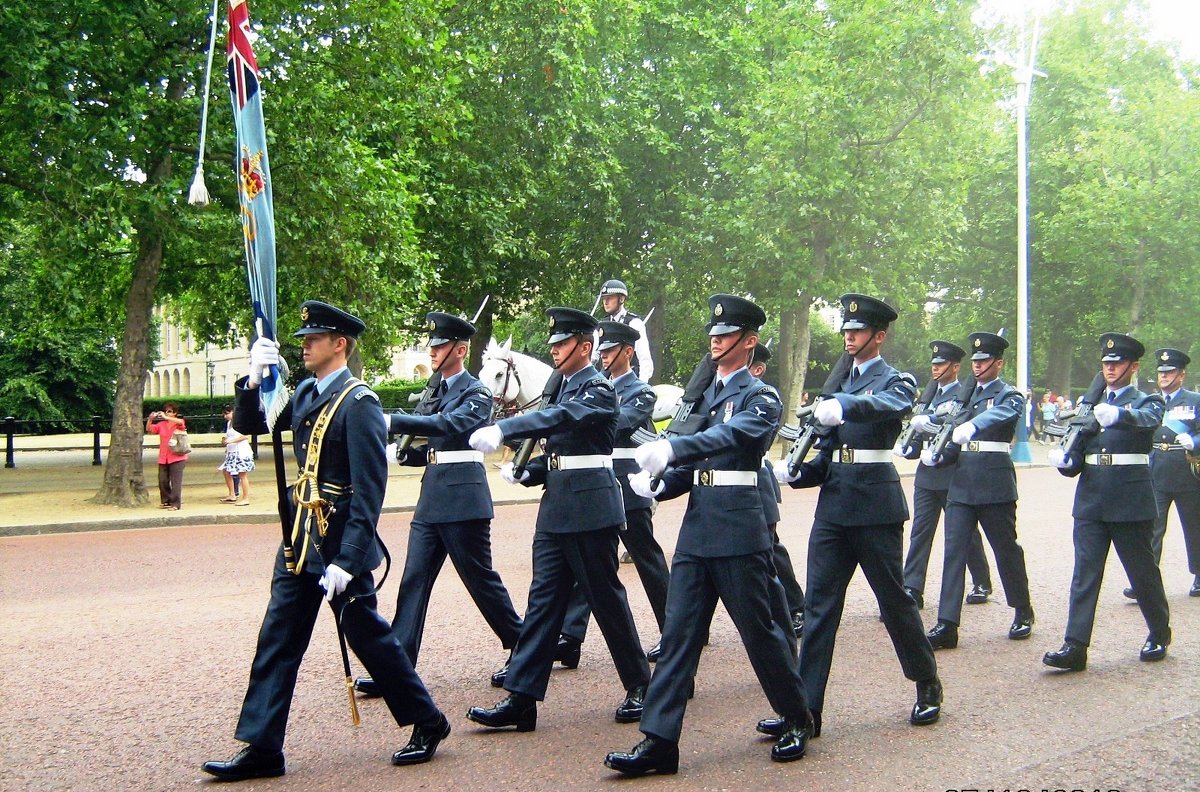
[897,378,939,456]
[784,353,854,477]
[394,371,443,460]
[923,375,977,467]
[512,370,566,478]
[1046,373,1106,458]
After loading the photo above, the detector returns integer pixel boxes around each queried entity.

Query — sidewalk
[0,432,1053,537]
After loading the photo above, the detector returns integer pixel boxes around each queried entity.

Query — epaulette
[466,384,493,400]
[353,384,380,402]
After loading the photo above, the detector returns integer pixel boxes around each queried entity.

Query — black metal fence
[1,413,256,469]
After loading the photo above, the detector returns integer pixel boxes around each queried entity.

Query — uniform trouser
[799,519,936,716]
[640,550,807,744]
[771,525,806,615]
[937,501,1031,626]
[903,486,992,595]
[158,460,185,508]
[560,508,669,642]
[1066,519,1171,647]
[1149,486,1200,574]
[391,518,522,664]
[235,546,439,752]
[504,527,650,701]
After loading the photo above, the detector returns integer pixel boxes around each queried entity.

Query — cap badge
[714,303,724,317]
[1162,351,1170,361]
[933,345,940,355]
[428,319,437,331]
[974,338,981,348]
[848,300,858,312]
[300,306,310,321]
[599,329,607,338]
[1106,339,1115,349]
[548,316,556,328]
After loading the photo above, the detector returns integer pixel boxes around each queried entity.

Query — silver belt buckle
[427,449,437,465]
[967,440,979,452]
[549,454,560,470]
[1097,453,1112,466]
[699,470,714,486]
[839,447,854,464]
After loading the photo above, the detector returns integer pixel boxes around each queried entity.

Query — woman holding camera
[145,403,189,510]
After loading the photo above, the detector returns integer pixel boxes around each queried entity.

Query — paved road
[1,466,1197,791]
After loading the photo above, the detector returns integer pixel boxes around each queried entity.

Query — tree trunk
[89,229,163,506]
[778,298,813,417]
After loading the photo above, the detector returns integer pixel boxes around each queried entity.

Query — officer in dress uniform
[556,321,671,664]
[1136,348,1200,598]
[750,342,806,637]
[596,279,655,381]
[605,295,812,777]
[773,294,942,739]
[202,302,449,781]
[925,332,1034,650]
[1044,333,1171,671]
[899,340,993,610]
[466,308,650,730]
[353,312,522,696]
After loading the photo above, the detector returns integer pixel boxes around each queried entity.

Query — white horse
[478,337,554,415]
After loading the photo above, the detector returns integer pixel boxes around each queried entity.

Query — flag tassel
[189,0,221,206]
[188,163,210,206]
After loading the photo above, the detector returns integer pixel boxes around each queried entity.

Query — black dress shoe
[771,713,814,762]
[556,635,582,669]
[910,677,942,726]
[811,709,821,738]
[1043,640,1087,671]
[604,736,679,777]
[1190,575,1200,597]
[466,693,537,731]
[490,650,513,688]
[1139,639,1168,662]
[614,684,647,723]
[392,712,450,765]
[1009,606,1035,640]
[791,610,805,637]
[647,641,663,663]
[354,675,382,698]
[904,587,925,609]
[202,745,285,781]
[926,620,958,650]
[965,584,991,605]
[756,715,785,737]
[1123,586,1138,600]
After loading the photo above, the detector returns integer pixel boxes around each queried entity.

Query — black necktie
[849,367,860,385]
[713,380,725,400]
[975,385,984,399]
[1107,391,1117,404]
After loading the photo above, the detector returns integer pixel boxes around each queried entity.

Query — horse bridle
[491,355,541,417]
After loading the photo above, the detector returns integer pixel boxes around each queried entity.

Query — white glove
[386,442,398,462]
[773,459,801,484]
[500,461,530,484]
[635,439,675,477]
[469,424,504,454]
[248,337,281,386]
[1178,433,1195,451]
[814,398,844,427]
[1094,402,1120,427]
[920,448,937,467]
[951,422,977,446]
[910,414,934,433]
[1047,448,1072,469]
[628,470,665,499]
[319,563,353,602]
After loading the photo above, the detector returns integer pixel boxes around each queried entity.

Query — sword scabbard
[346,675,361,726]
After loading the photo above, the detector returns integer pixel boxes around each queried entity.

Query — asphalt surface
[2,456,1198,791]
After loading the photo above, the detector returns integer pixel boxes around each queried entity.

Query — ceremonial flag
[228,0,286,427]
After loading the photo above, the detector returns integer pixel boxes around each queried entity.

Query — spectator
[1039,392,1057,443]
[218,405,254,506]
[146,403,188,510]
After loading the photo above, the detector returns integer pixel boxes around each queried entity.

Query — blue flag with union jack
[227,0,286,427]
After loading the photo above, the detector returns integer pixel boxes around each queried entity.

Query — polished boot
[354,675,382,698]
[201,745,285,781]
[904,586,925,610]
[614,684,647,723]
[756,716,785,737]
[965,584,991,605]
[1008,606,1035,640]
[791,609,805,637]
[604,736,679,777]
[1043,640,1087,671]
[490,650,513,688]
[556,635,582,669]
[646,641,663,664]
[1122,586,1138,600]
[910,677,942,726]
[1139,638,1168,662]
[770,713,814,762]
[1190,575,1200,597]
[466,693,537,731]
[392,712,450,765]
[926,620,958,650]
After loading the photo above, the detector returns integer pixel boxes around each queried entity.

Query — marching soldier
[773,294,942,739]
[354,312,522,696]
[555,321,671,666]
[1045,333,1171,671]
[605,295,811,777]
[203,302,449,781]
[925,332,1034,650]
[900,340,993,610]
[1137,348,1200,598]
[466,308,650,730]
[597,279,655,381]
